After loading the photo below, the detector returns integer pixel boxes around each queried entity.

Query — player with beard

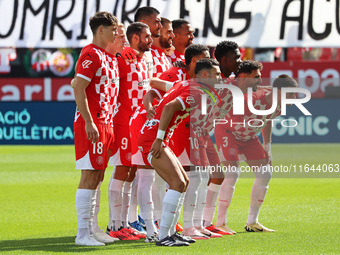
[108,22,152,241]
[203,60,262,234]
[214,70,297,233]
[149,17,174,77]
[169,19,195,64]
[134,7,180,233]
[158,45,221,239]
[138,58,221,246]
[131,44,211,241]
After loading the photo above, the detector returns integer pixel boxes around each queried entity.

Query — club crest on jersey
[96,156,104,165]
[186,96,195,104]
[82,60,92,68]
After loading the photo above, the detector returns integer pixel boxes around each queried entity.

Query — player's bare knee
[114,167,130,181]
[211,177,224,185]
[170,179,186,192]
[254,166,272,185]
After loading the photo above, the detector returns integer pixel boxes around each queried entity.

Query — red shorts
[110,124,132,166]
[137,129,161,167]
[74,121,114,170]
[198,133,220,167]
[130,111,148,166]
[215,125,266,162]
[169,122,200,166]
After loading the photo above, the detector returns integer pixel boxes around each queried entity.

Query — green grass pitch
[0,144,339,254]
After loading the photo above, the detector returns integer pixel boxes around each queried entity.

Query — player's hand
[150,138,163,158]
[85,121,99,143]
[146,105,157,119]
[120,47,138,62]
[172,60,185,68]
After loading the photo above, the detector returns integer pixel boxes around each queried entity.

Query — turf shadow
[0,236,150,253]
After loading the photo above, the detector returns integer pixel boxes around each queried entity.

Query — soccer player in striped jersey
[202,41,243,235]
[107,22,152,241]
[132,7,175,233]
[168,19,195,64]
[73,11,118,246]
[138,58,221,246]
[215,72,297,233]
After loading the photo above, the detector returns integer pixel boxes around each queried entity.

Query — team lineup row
[72,7,298,247]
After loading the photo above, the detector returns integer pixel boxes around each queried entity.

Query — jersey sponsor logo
[82,60,92,69]
[138,80,149,88]
[111,77,119,84]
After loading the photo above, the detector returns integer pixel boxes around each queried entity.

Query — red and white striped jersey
[139,80,204,140]
[200,79,235,133]
[74,44,119,125]
[150,45,172,78]
[159,66,190,82]
[108,56,120,126]
[114,55,150,125]
[225,89,281,141]
[168,49,185,64]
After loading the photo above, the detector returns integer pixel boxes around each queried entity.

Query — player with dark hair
[200,41,243,235]
[169,19,195,64]
[213,64,296,234]
[107,22,152,241]
[152,44,214,239]
[128,44,210,242]
[73,11,118,246]
[137,58,221,246]
[203,61,262,235]
[134,6,161,37]
[214,40,242,78]
[134,7,181,234]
